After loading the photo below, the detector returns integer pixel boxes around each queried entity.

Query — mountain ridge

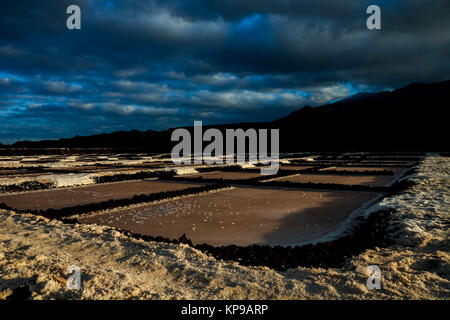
[3,80,449,152]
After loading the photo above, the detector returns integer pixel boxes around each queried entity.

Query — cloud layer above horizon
[1,0,449,143]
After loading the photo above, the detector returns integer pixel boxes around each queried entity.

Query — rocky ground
[0,156,448,299]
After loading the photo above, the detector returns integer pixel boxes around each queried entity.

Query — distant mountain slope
[4,80,449,152]
[10,130,171,152]
[274,80,449,150]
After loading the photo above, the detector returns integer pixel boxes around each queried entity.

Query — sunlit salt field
[0,180,204,210]
[79,186,378,246]
[0,152,420,247]
[275,173,398,186]
[180,171,263,180]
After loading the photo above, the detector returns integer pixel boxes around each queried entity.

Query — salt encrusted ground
[0,156,448,299]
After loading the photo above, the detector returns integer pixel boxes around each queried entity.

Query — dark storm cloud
[0,0,449,143]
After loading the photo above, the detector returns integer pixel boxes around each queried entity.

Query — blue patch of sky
[238,13,263,29]
[0,71,27,82]
[327,83,365,104]
[232,13,273,43]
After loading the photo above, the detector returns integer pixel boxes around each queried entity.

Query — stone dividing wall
[0,181,55,193]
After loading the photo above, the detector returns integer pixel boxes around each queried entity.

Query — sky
[0,0,449,144]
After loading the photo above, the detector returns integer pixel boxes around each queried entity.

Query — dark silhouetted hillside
[274,80,449,151]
